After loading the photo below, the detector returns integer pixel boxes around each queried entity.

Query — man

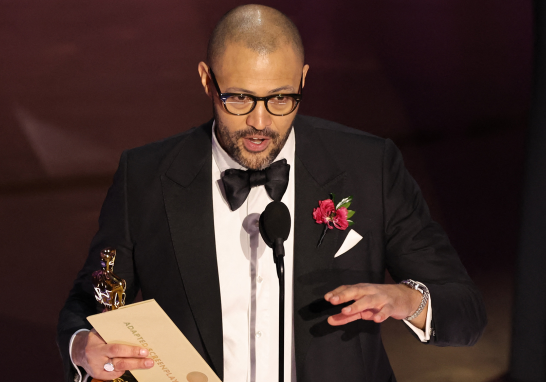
[58,5,487,382]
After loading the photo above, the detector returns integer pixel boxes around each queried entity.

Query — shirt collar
[211,120,295,174]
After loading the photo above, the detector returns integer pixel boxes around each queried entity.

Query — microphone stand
[273,238,285,382]
[259,201,290,382]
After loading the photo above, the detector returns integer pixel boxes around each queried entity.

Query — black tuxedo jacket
[57,115,486,382]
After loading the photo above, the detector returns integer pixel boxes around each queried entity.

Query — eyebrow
[224,85,296,94]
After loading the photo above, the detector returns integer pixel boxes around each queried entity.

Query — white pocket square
[334,229,363,258]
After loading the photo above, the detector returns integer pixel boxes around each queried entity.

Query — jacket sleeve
[56,151,140,382]
[381,138,487,346]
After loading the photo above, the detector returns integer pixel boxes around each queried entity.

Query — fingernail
[140,349,148,356]
[342,306,351,313]
[331,296,339,303]
[145,359,154,367]
[324,293,332,300]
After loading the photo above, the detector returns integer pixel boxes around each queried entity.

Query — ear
[198,61,213,99]
[302,64,310,89]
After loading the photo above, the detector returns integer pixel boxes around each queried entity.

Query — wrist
[399,279,430,321]
[407,287,423,316]
[72,330,89,367]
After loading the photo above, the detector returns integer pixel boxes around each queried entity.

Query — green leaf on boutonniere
[336,196,353,210]
[347,219,354,226]
[330,193,336,204]
[347,210,355,219]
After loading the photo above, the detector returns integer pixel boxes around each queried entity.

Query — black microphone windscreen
[259,201,291,247]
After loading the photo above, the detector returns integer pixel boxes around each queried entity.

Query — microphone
[259,201,291,382]
[259,201,291,262]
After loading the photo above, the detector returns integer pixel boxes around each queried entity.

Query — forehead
[215,42,302,89]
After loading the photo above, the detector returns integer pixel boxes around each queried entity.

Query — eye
[270,96,288,104]
[226,95,253,104]
[224,94,254,112]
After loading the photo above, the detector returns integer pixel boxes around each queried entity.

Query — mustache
[232,126,280,140]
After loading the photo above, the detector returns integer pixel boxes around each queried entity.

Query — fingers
[88,357,154,381]
[325,284,372,305]
[112,357,155,372]
[325,284,398,326]
[341,294,375,315]
[341,293,391,321]
[324,285,350,302]
[87,355,154,380]
[328,304,392,326]
[369,304,393,323]
[105,343,149,358]
[328,312,361,326]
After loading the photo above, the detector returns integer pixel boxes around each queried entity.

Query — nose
[245,100,272,130]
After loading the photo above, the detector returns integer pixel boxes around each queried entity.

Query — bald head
[207,5,304,69]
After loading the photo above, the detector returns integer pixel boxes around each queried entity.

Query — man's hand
[324,283,428,329]
[72,329,154,380]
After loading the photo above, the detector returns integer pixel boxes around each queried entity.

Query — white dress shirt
[212,122,297,382]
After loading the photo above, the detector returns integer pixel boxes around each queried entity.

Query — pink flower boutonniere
[313,194,355,247]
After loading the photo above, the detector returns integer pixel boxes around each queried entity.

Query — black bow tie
[221,159,290,211]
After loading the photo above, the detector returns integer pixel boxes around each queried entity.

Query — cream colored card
[87,299,221,382]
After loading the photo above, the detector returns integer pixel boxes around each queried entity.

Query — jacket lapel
[161,120,224,379]
[293,115,347,379]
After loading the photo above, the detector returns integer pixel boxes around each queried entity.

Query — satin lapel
[161,121,223,379]
[293,116,346,379]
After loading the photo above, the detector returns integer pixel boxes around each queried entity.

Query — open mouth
[243,136,271,152]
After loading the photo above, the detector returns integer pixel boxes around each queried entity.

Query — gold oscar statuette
[91,248,136,382]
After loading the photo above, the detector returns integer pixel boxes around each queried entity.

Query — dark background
[0,1,533,381]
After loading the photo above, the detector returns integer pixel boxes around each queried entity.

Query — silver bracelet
[400,279,430,321]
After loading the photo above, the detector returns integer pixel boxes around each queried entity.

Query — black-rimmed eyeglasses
[209,68,303,116]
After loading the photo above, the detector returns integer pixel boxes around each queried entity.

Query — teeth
[250,139,264,144]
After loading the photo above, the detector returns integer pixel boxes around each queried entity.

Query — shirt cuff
[69,329,91,382]
[402,295,433,342]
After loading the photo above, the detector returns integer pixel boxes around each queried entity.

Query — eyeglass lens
[224,94,297,115]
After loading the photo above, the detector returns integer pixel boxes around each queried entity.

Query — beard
[213,106,294,170]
